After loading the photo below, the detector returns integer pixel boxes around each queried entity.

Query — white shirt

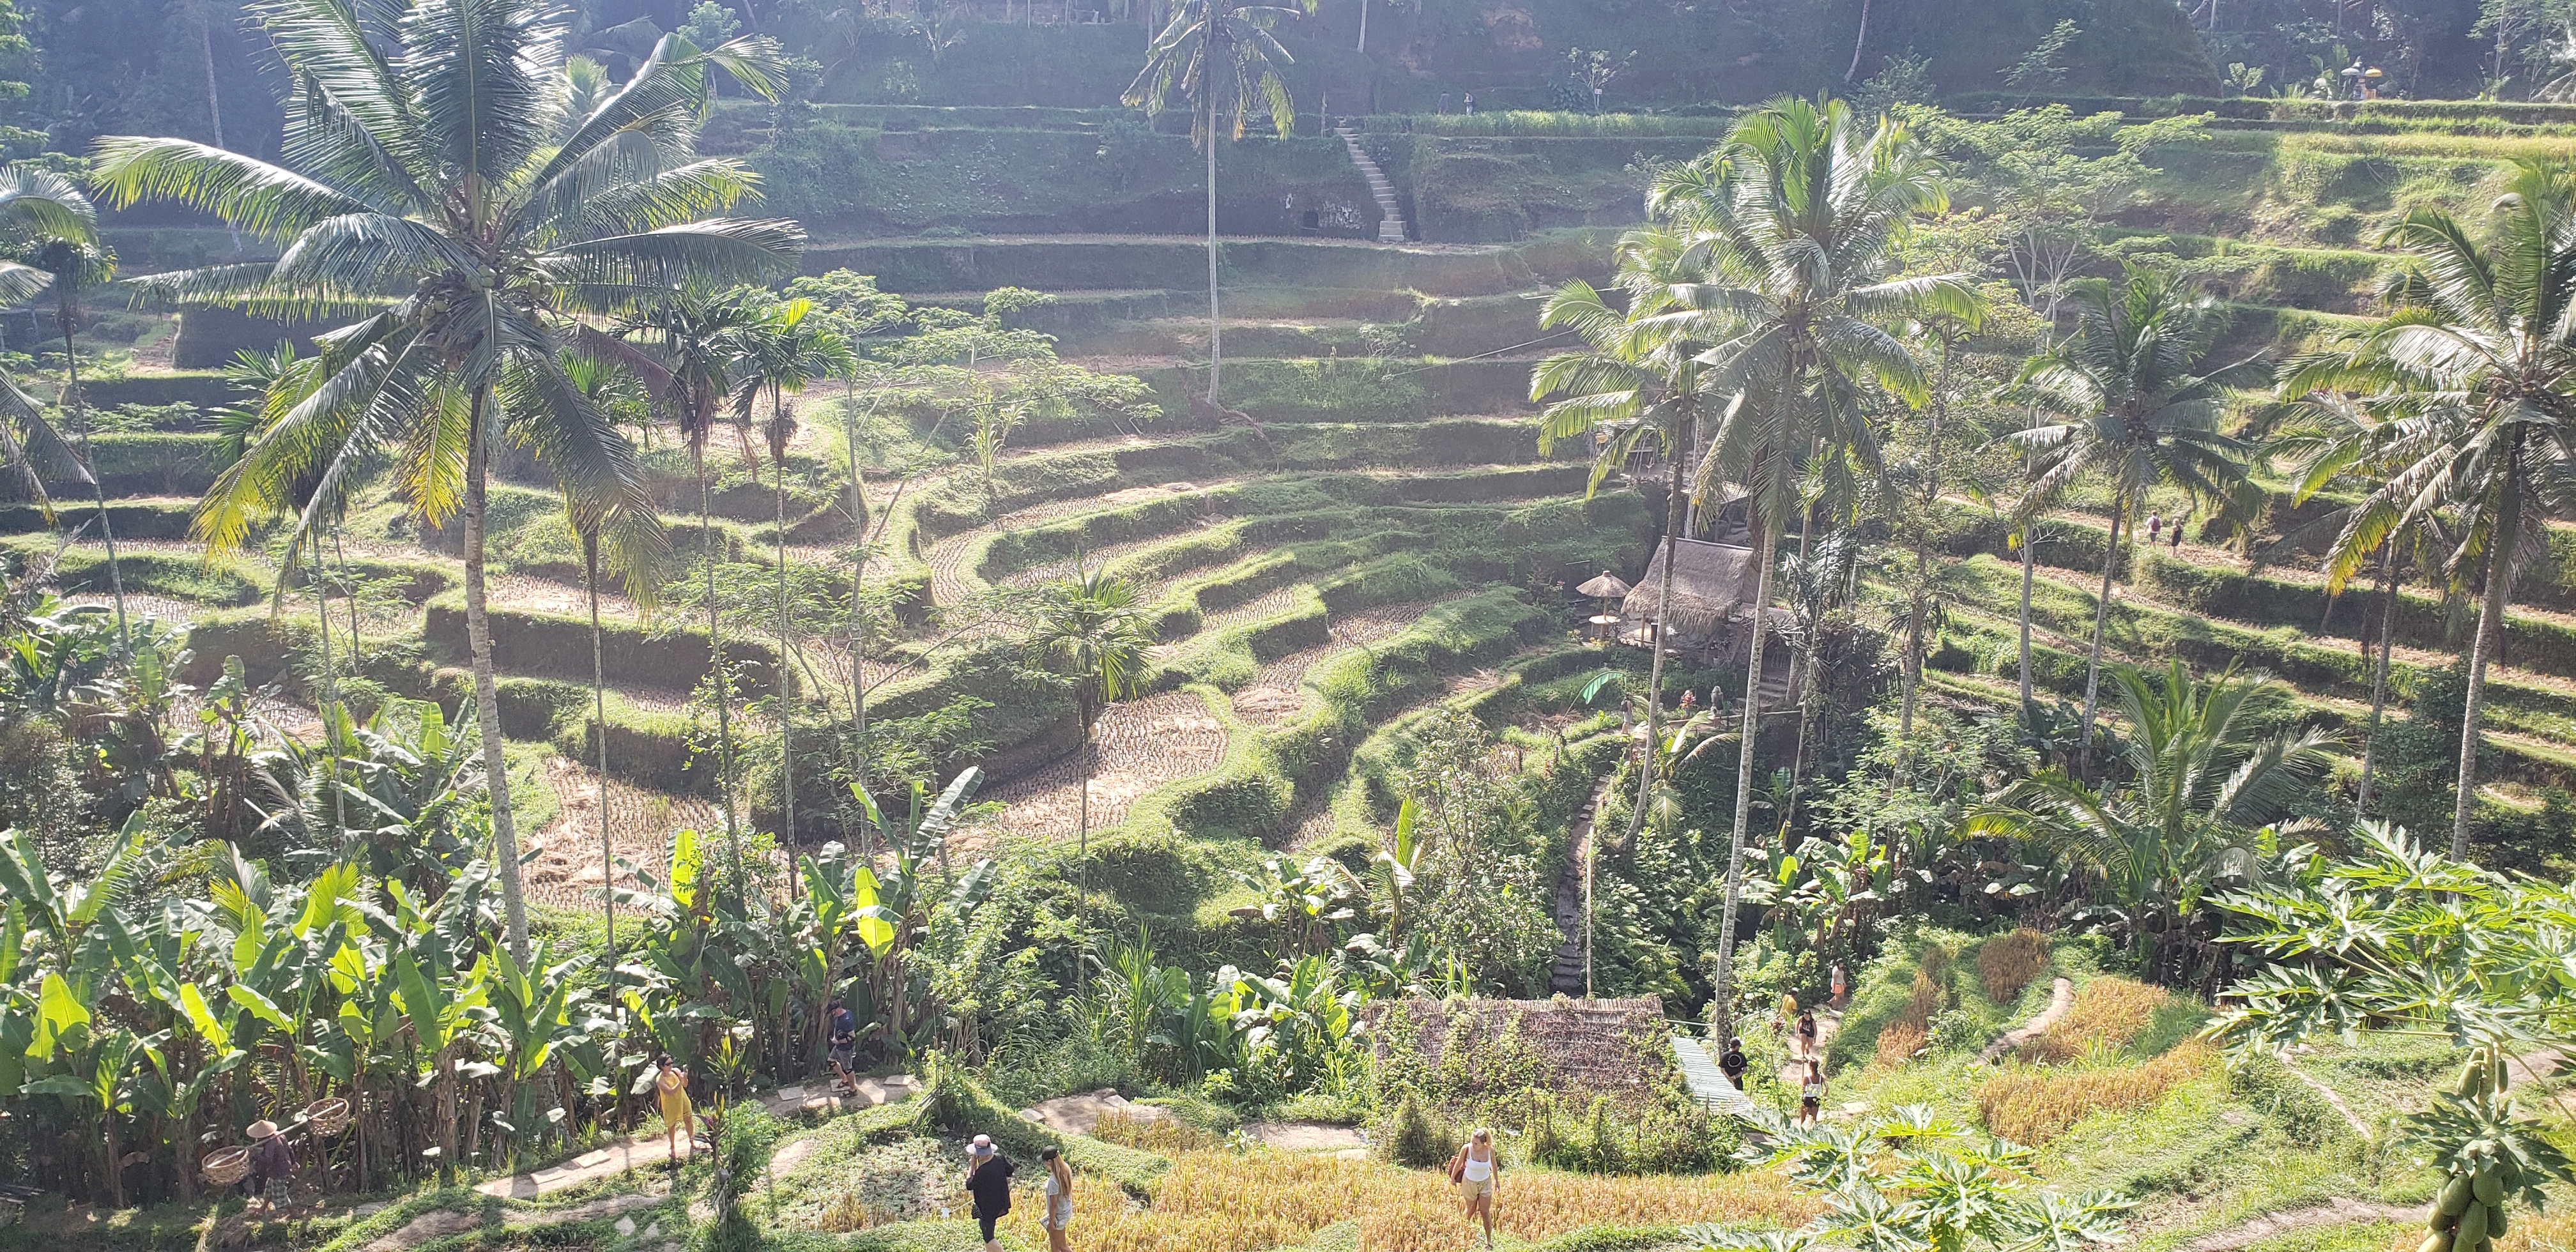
[1462,1147,1494,1182]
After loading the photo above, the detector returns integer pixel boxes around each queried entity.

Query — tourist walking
[966,1134,1016,1252]
[1039,1145,1074,1251]
[1719,1036,1749,1090]
[655,1055,694,1163]
[1830,961,1847,1006]
[1799,1061,1825,1124]
[1450,1127,1501,1248]
[1797,1009,1818,1061]
[245,1119,295,1212]
[827,1000,859,1095]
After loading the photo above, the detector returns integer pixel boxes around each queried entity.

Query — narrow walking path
[474,1076,919,1200]
[1980,977,2075,1063]
[1779,1004,1841,1093]
[1549,778,1614,996]
[2174,1198,2415,1252]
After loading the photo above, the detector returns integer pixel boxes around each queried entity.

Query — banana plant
[482,944,596,1166]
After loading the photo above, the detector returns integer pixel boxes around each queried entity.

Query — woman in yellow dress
[654,1054,694,1163]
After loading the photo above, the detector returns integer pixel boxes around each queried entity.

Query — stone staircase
[1549,778,1614,995]
[1335,125,1409,243]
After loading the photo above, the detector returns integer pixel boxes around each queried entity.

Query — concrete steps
[1336,126,1409,244]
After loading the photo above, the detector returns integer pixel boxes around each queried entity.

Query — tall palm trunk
[1900,344,1952,758]
[772,399,797,864]
[1710,525,1775,1034]
[698,449,746,894]
[585,531,613,964]
[1204,92,1222,406]
[1613,434,1689,925]
[1844,0,1871,79]
[2018,523,2035,710]
[1354,0,1367,52]
[2076,486,2127,774]
[844,390,870,850]
[463,387,530,964]
[2356,544,2397,814]
[311,533,346,844]
[2453,475,2520,859]
[57,305,127,650]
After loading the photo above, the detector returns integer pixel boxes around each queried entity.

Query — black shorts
[978,1214,999,1241]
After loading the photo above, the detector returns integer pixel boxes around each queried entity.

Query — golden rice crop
[1873,1020,1929,1069]
[1092,1108,1222,1152]
[1355,1165,1821,1252]
[1001,1147,1820,1252]
[1977,1041,2215,1143]
[2021,977,2172,1063]
[2492,1207,2576,1252]
[1977,929,2051,1004]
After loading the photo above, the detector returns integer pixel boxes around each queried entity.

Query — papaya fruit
[2455,1198,2489,1249]
[2431,1210,2455,1234]
[2474,1171,2503,1207]
[2488,1203,2509,1237]
[2418,1232,2452,1252]
[2442,1174,2476,1218]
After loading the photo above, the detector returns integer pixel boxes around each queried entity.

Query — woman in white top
[1038,1145,1072,1251]
[1452,1127,1501,1248]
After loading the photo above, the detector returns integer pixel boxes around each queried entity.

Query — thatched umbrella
[1577,570,1630,640]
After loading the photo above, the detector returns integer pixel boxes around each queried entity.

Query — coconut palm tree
[1026,565,1154,945]
[730,297,853,855]
[1529,229,1721,971]
[2002,264,2264,771]
[2272,160,2576,858]
[1967,660,2333,987]
[1122,0,1299,408]
[15,217,129,648]
[102,2,797,961]
[602,289,770,891]
[1641,95,1975,1027]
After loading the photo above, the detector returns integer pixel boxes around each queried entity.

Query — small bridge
[1669,1034,1767,1122]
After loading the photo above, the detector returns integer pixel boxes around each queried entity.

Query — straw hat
[968,1134,995,1158]
[247,1120,280,1140]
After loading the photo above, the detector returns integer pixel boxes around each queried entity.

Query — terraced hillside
[0,228,1675,939]
[27,96,2576,924]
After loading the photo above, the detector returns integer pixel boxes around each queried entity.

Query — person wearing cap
[827,1000,859,1096]
[1719,1037,1749,1090]
[963,1134,1016,1251]
[245,1119,295,1212]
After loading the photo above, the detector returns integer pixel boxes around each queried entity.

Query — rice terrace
[0,0,2572,1250]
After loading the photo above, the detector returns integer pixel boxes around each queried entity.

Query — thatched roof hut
[1620,538,1759,636]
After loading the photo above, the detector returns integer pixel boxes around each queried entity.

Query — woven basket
[302,1098,351,1138]
[201,1147,251,1187]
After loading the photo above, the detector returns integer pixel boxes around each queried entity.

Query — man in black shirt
[1719,1037,1749,1090]
[965,1134,1016,1251]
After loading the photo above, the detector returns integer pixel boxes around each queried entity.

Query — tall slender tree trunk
[1613,436,1690,903]
[1712,526,1774,1034]
[1845,0,1872,80]
[585,531,613,966]
[311,533,346,844]
[2453,483,2520,860]
[2077,486,2127,775]
[774,406,797,864]
[463,388,530,965]
[1204,121,1222,406]
[844,389,871,848]
[2018,523,2035,710]
[1355,0,1367,53]
[59,310,127,650]
[698,450,746,894]
[2357,544,2397,814]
